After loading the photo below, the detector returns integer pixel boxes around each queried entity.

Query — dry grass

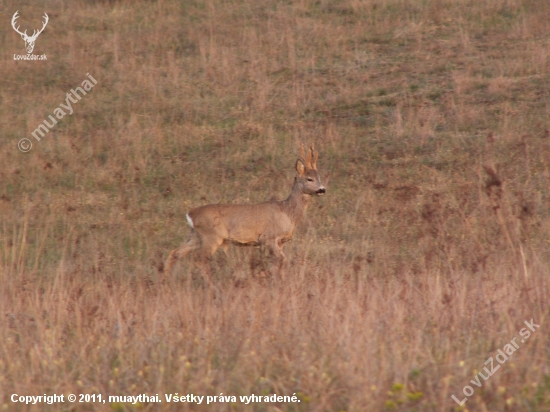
[1,0,550,410]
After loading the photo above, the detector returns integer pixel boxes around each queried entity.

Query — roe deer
[165,143,326,279]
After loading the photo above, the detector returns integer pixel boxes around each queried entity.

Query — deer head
[12,11,49,54]
[296,143,326,196]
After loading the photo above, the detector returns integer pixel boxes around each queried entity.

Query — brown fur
[165,144,326,279]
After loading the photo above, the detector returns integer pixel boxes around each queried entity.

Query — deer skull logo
[11,11,49,54]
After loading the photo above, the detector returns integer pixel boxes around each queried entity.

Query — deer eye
[307,178,314,182]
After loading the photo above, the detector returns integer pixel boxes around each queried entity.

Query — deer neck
[281,178,311,225]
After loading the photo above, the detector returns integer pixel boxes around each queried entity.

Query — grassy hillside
[1,0,550,410]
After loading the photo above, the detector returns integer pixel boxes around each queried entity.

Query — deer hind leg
[164,232,202,275]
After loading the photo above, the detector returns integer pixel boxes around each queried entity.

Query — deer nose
[316,187,326,195]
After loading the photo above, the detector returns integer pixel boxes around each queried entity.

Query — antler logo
[11,11,49,54]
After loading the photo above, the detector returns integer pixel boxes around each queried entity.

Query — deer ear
[296,159,306,176]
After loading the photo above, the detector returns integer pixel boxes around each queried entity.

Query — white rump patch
[186,213,194,228]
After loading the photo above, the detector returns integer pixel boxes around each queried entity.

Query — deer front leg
[194,257,215,288]
[264,238,287,279]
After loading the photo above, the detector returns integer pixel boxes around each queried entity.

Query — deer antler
[11,11,48,40]
[310,144,318,170]
[299,143,306,163]
[11,11,27,37]
[298,143,318,170]
[29,13,49,40]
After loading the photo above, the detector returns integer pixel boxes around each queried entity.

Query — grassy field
[1,0,550,410]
